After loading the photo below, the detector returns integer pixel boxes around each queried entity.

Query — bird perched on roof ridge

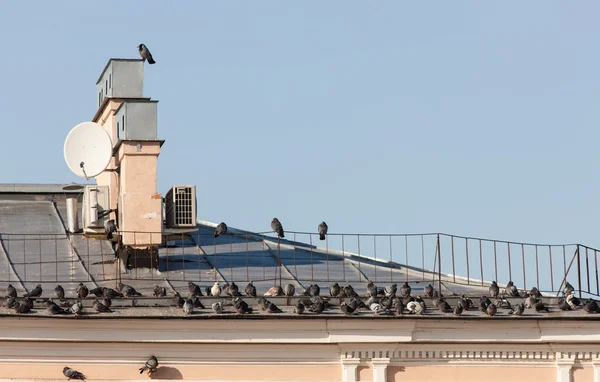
[453,304,463,317]
[70,301,83,316]
[187,282,202,297]
[212,301,224,314]
[318,222,328,240]
[566,292,581,310]
[211,282,221,297]
[5,284,16,298]
[118,282,142,298]
[384,284,397,298]
[46,300,69,315]
[153,285,167,297]
[529,287,542,298]
[584,299,599,314]
[271,218,284,238]
[407,301,424,315]
[509,302,525,316]
[93,299,112,313]
[265,285,283,296]
[139,355,159,375]
[489,281,499,298]
[563,281,574,296]
[138,43,156,64]
[104,219,117,240]
[63,366,86,380]
[504,281,519,297]
[400,282,411,298]
[424,284,434,298]
[284,284,295,297]
[24,284,42,298]
[294,301,305,314]
[183,298,194,315]
[245,281,256,297]
[214,222,228,238]
[330,282,341,297]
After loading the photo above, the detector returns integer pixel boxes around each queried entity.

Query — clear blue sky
[0,2,598,249]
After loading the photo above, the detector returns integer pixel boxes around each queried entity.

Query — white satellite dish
[64,122,113,179]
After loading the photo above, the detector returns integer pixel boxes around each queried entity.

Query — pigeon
[192,297,204,309]
[265,300,282,313]
[46,300,69,315]
[311,300,325,314]
[76,283,89,299]
[584,299,599,314]
[5,297,16,309]
[529,287,542,298]
[479,296,492,310]
[504,281,519,297]
[139,355,159,375]
[406,301,424,315]
[557,297,571,311]
[424,284,434,298]
[271,218,285,238]
[458,295,473,310]
[5,284,16,298]
[343,285,359,298]
[509,302,525,316]
[103,296,112,308]
[93,300,112,313]
[330,283,341,297]
[104,219,117,240]
[366,281,378,297]
[203,286,212,296]
[309,284,320,297]
[234,298,253,314]
[22,297,33,310]
[318,222,328,240]
[438,298,452,313]
[228,282,241,296]
[70,301,83,315]
[63,366,86,381]
[153,285,167,297]
[183,299,194,315]
[172,293,185,308]
[52,284,65,300]
[494,297,512,310]
[103,287,123,299]
[453,304,464,316]
[25,284,42,298]
[138,44,156,64]
[118,283,142,298]
[340,302,357,315]
[187,282,202,297]
[294,301,305,314]
[563,281,575,297]
[369,302,385,315]
[14,302,30,314]
[212,301,224,314]
[211,282,221,297]
[566,292,581,309]
[393,299,405,315]
[524,295,538,309]
[284,284,295,297]
[265,285,283,296]
[534,301,550,313]
[489,281,499,298]
[400,282,411,298]
[245,282,256,297]
[384,284,397,298]
[214,222,228,238]
[89,287,103,298]
[486,303,497,316]
[349,297,368,311]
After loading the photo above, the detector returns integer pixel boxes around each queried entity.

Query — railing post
[437,234,442,295]
[577,244,582,298]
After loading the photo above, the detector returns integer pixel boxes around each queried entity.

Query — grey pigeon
[76,283,88,299]
[524,295,538,309]
[188,282,202,297]
[5,284,16,298]
[400,282,411,298]
[104,219,117,240]
[70,301,83,315]
[318,221,328,240]
[529,287,542,298]
[228,282,241,296]
[564,281,574,296]
[214,222,228,238]
[384,284,397,298]
[245,282,256,297]
[558,298,571,311]
[504,281,519,297]
[424,284,434,298]
[330,283,341,297]
[192,297,205,309]
[453,304,463,316]
[489,281,499,298]
[566,292,581,309]
[366,281,377,297]
[119,282,142,297]
[63,366,86,380]
[103,297,112,308]
[5,297,16,309]
[93,299,112,313]
[172,294,185,308]
[309,284,320,297]
[311,300,325,314]
[343,285,358,298]
[486,303,497,316]
[294,301,305,314]
[103,287,123,299]
[340,302,357,315]
[55,285,65,299]
[234,298,253,314]
[212,301,224,314]
[284,284,295,297]
[509,302,525,316]
[153,285,166,297]
[139,355,159,375]
[14,302,30,314]
[22,297,33,310]
[458,295,473,310]
[203,286,212,296]
[265,301,282,313]
[25,284,42,298]
[183,299,194,315]
[584,299,599,314]
[271,218,284,238]
[89,287,103,297]
[535,301,550,313]
[138,43,156,64]
[46,300,69,315]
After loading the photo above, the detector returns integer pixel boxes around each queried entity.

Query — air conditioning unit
[165,185,197,228]
[82,185,110,230]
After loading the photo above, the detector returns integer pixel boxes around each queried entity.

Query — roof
[95,58,144,85]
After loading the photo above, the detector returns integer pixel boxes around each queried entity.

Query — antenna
[64,122,113,180]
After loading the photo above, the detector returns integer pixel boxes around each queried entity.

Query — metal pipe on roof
[66,198,79,233]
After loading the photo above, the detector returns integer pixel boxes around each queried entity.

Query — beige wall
[387,366,556,382]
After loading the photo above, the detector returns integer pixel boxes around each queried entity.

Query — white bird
[370,302,384,315]
[211,282,221,297]
[407,301,424,315]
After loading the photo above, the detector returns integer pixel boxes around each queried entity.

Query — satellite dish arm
[80,162,89,180]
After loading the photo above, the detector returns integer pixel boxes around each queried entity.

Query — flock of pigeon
[63,355,158,381]
[213,218,328,240]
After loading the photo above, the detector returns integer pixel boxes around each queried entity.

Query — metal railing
[0,230,597,297]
